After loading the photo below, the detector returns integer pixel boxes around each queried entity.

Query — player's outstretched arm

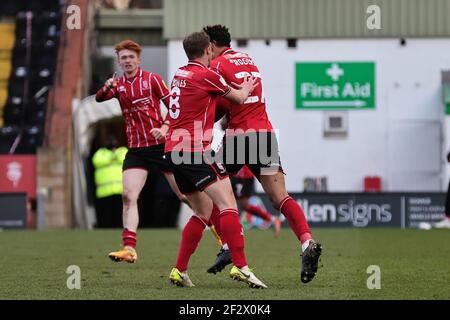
[95,72,118,102]
[223,76,258,105]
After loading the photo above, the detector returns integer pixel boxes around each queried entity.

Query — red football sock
[175,215,206,272]
[279,196,312,244]
[122,229,137,248]
[220,209,247,268]
[209,205,221,237]
[245,204,273,222]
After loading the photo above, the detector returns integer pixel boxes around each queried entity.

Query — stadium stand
[0,0,61,154]
[0,23,15,128]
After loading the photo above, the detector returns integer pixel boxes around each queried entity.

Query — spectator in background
[435,151,450,229]
[92,138,127,228]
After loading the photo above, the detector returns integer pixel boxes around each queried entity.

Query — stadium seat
[0,79,7,91]
[33,38,58,54]
[8,79,26,97]
[42,24,60,39]
[12,55,27,68]
[0,87,7,109]
[0,125,20,154]
[0,60,12,80]
[25,106,46,126]
[11,66,28,79]
[16,125,43,154]
[13,37,27,53]
[15,12,31,36]
[0,49,12,61]
[38,11,61,24]
[0,78,7,92]
[33,68,54,86]
[0,0,61,154]
[0,23,16,51]
[0,2,18,17]
[30,86,50,108]
[25,2,47,13]
[34,56,56,70]
[3,103,25,125]
[29,82,50,102]
[25,0,60,13]
[3,1,59,22]
[6,95,25,109]
[0,23,15,104]
[0,51,10,110]
[11,38,27,68]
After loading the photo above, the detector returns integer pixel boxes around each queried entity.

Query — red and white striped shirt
[95,68,170,148]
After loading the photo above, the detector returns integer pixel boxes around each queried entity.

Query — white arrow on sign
[302,100,367,107]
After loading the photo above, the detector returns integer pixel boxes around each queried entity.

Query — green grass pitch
[0,228,449,299]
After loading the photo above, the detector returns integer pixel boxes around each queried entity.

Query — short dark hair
[203,25,231,47]
[183,32,210,60]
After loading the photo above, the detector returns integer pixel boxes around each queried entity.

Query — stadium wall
[168,38,450,192]
[164,0,450,39]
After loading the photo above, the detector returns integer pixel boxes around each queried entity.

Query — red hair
[114,40,142,56]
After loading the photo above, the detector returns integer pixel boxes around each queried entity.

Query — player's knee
[268,197,279,209]
[269,193,289,210]
[122,190,138,206]
[216,198,237,211]
[196,210,211,220]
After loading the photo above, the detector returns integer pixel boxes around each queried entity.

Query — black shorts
[166,152,228,194]
[231,177,255,198]
[123,144,171,173]
[214,132,283,178]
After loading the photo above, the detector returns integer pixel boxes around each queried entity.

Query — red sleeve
[95,86,116,102]
[203,69,231,96]
[211,59,233,85]
[151,73,170,107]
[210,59,222,75]
[215,97,231,122]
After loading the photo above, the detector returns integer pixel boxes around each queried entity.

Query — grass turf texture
[0,228,449,299]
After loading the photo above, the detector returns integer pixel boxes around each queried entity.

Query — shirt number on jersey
[169,87,181,119]
[234,71,265,104]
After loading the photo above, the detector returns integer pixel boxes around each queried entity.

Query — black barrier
[0,193,27,229]
[254,192,446,228]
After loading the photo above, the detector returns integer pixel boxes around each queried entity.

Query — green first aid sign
[295,62,376,110]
